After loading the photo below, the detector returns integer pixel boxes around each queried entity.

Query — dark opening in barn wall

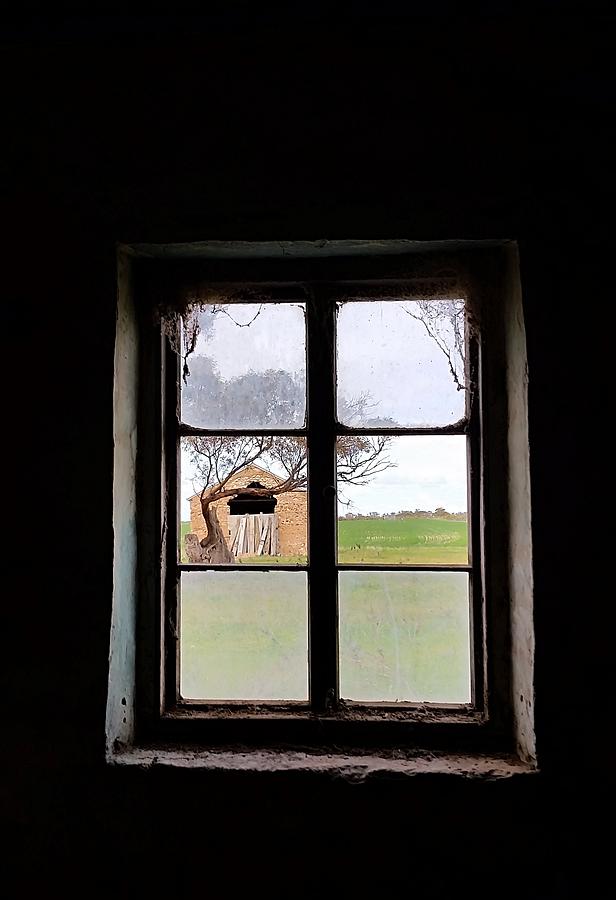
[228,482,278,515]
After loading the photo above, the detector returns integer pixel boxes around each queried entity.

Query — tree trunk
[196,498,235,564]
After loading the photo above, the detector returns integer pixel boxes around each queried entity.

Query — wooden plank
[257,514,263,551]
[272,516,279,556]
[257,518,269,555]
[236,516,246,556]
[254,516,260,554]
[247,515,254,555]
[264,514,271,554]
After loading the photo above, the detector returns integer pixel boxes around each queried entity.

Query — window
[110,241,534,761]
[176,293,475,711]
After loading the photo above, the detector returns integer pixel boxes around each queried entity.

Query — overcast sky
[180,302,467,519]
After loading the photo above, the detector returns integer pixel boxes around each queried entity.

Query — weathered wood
[219,513,280,557]
[236,517,246,555]
[257,518,269,555]
[264,515,270,553]
[272,517,279,556]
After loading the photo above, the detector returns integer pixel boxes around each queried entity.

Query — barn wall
[275,491,307,556]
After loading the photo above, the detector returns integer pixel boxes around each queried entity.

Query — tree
[185,432,392,562]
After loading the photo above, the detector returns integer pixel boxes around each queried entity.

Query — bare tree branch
[336,435,394,485]
[402,299,466,391]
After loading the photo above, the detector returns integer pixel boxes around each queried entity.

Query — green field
[181,516,468,566]
[338,516,468,565]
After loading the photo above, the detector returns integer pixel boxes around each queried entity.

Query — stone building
[188,463,307,557]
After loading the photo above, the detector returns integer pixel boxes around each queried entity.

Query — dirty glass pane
[180,571,308,700]
[180,435,308,565]
[337,299,466,427]
[181,302,306,429]
[337,435,468,565]
[339,571,471,703]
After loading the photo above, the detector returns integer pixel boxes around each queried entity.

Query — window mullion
[307,287,338,712]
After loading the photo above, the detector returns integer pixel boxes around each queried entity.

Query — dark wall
[4,11,611,896]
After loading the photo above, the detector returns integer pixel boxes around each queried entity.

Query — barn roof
[187,462,304,501]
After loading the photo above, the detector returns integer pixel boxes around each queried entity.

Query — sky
[180,302,468,520]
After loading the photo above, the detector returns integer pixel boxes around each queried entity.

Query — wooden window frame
[133,245,520,754]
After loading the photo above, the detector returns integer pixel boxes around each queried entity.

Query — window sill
[108,745,536,781]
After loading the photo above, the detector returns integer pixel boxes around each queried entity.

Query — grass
[180,521,191,563]
[180,516,468,566]
[237,554,306,565]
[338,516,468,565]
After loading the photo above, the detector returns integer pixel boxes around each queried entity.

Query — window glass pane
[181,303,306,428]
[337,435,468,565]
[339,571,471,703]
[337,299,466,427]
[180,435,308,565]
[180,571,308,700]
